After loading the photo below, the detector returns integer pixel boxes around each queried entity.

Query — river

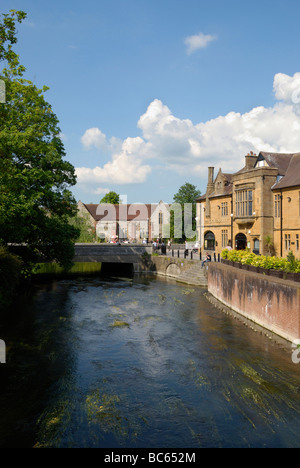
[0,274,300,448]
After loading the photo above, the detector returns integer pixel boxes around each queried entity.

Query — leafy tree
[69,213,96,243]
[0,245,23,308]
[0,10,79,269]
[100,191,120,205]
[172,183,201,241]
[173,182,201,205]
[0,10,26,73]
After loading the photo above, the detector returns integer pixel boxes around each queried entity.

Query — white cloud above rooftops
[76,72,300,188]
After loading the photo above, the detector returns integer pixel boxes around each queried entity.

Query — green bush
[221,249,300,272]
[0,246,23,308]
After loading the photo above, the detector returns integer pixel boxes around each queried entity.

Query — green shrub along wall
[222,249,300,273]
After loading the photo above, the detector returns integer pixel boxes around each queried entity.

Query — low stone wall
[208,262,300,343]
[151,256,198,278]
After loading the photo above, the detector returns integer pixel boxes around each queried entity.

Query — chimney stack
[208,167,215,185]
[205,167,215,217]
[245,151,257,170]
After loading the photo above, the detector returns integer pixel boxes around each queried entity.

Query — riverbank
[33,262,102,278]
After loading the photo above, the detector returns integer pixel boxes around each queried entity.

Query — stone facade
[197,151,300,258]
[77,201,171,243]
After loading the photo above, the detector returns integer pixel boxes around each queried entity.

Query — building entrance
[204,231,215,250]
[235,233,247,250]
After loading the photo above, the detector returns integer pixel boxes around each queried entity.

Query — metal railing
[155,248,221,262]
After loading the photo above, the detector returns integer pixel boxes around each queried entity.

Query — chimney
[245,151,257,170]
[205,167,215,217]
[208,167,215,185]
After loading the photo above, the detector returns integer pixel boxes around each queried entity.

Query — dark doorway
[204,231,215,251]
[235,233,247,250]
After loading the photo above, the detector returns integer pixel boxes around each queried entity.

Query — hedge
[221,249,300,273]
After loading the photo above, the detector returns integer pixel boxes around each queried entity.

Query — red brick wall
[208,263,300,343]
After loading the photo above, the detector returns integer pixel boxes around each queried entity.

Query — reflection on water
[0,274,300,448]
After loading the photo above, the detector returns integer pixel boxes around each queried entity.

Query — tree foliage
[69,213,96,243]
[0,245,23,308]
[173,182,201,206]
[100,191,120,205]
[172,183,201,241]
[0,10,79,269]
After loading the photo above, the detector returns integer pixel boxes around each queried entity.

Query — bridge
[74,243,153,273]
[74,244,208,286]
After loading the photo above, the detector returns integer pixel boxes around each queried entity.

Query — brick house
[197,151,300,258]
[77,200,171,242]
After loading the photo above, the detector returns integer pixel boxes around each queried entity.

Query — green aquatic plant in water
[181,289,195,295]
[111,320,130,328]
[86,391,121,430]
[85,389,145,442]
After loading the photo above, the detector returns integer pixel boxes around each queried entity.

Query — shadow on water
[1,274,300,448]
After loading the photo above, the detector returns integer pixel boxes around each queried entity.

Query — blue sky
[2,0,300,203]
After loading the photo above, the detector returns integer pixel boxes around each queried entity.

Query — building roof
[82,203,171,221]
[272,153,300,190]
[197,172,233,201]
[198,151,300,201]
[258,152,294,175]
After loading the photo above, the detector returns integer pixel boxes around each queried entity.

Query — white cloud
[184,32,217,55]
[81,127,107,150]
[76,136,151,185]
[273,72,300,115]
[76,72,300,188]
[93,187,110,195]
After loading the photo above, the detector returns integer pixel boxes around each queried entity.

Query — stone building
[197,151,300,258]
[77,200,171,242]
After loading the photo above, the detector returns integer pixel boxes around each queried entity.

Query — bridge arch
[165,263,182,277]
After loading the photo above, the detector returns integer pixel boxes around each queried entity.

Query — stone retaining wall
[208,262,300,343]
[151,256,198,278]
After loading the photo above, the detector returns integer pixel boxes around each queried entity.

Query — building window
[221,202,228,216]
[235,190,253,217]
[297,234,299,251]
[257,159,268,167]
[275,194,281,218]
[204,231,215,250]
[158,212,163,225]
[253,238,260,255]
[285,234,291,251]
[222,230,228,248]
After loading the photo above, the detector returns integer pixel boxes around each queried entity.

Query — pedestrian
[201,253,211,268]
[226,240,233,251]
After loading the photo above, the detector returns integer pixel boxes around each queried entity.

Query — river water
[0,274,300,448]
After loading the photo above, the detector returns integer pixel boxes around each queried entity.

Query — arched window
[204,231,215,251]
